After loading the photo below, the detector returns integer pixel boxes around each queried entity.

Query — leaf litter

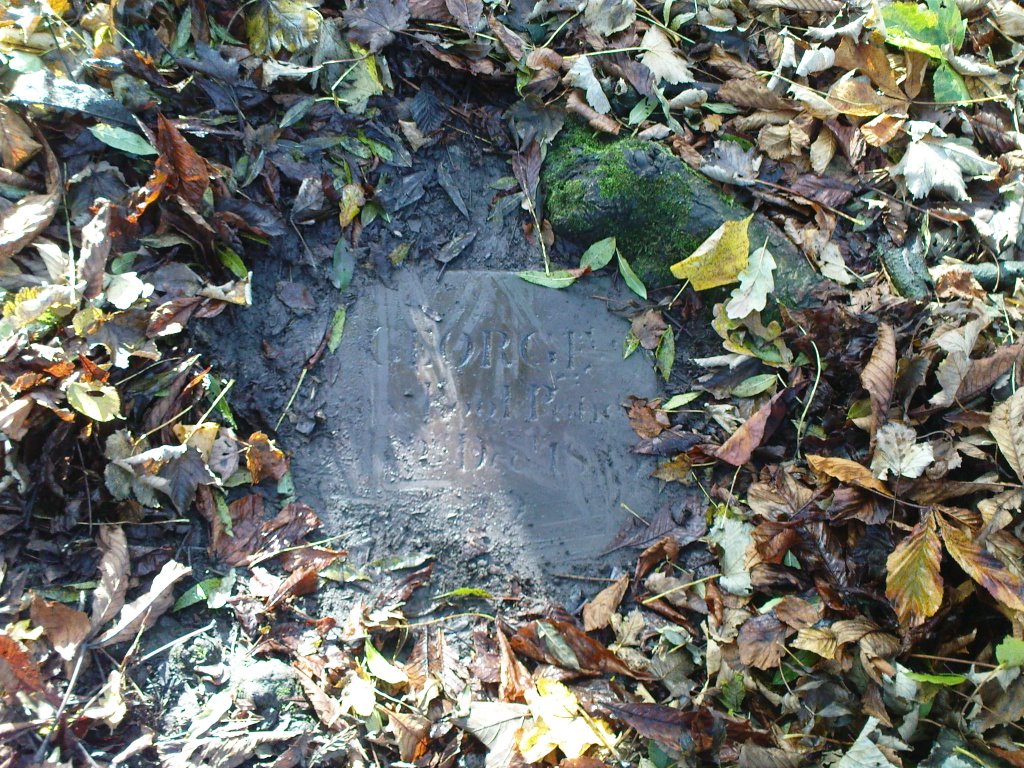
[1,0,1024,765]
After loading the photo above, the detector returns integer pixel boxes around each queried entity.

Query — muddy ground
[195,135,716,613]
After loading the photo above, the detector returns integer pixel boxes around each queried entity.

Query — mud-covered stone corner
[541,123,821,305]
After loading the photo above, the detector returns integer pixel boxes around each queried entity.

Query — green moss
[542,124,717,287]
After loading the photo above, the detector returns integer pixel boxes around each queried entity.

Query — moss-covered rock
[542,124,822,306]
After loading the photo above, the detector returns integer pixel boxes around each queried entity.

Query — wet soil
[196,134,715,609]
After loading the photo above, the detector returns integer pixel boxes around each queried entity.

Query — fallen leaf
[990,388,1024,483]
[939,517,1024,613]
[565,56,611,115]
[387,709,429,761]
[518,679,616,762]
[582,575,629,632]
[715,390,790,466]
[860,324,895,439]
[95,560,192,647]
[247,0,322,55]
[737,612,790,670]
[0,105,41,169]
[510,620,639,677]
[725,245,776,319]
[669,216,752,290]
[91,525,129,631]
[870,422,934,480]
[886,511,943,627]
[445,0,482,35]
[458,701,529,768]
[807,455,894,497]
[0,634,45,699]
[640,27,692,85]
[246,431,289,483]
[30,595,90,662]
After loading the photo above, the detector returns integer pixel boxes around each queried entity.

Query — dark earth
[198,135,713,605]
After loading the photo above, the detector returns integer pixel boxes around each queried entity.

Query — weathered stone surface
[542,125,822,305]
[303,269,675,584]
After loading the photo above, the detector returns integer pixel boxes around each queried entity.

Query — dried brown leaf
[91,524,129,632]
[582,575,629,632]
[860,323,895,439]
[939,516,1024,613]
[496,625,531,702]
[95,560,192,647]
[510,619,640,677]
[0,634,45,699]
[30,595,91,662]
[991,388,1024,483]
[738,613,790,670]
[806,454,894,498]
[0,130,58,262]
[246,431,289,483]
[716,390,789,466]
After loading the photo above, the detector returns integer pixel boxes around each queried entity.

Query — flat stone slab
[302,269,669,584]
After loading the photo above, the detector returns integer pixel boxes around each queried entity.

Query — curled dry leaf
[806,454,894,498]
[938,516,1024,613]
[582,574,629,632]
[0,127,59,263]
[860,323,895,440]
[91,525,129,632]
[990,388,1024,483]
[95,559,192,647]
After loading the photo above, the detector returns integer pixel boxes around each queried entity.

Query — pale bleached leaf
[725,245,776,319]
[640,27,692,85]
[990,388,1024,483]
[565,56,611,114]
[871,422,934,480]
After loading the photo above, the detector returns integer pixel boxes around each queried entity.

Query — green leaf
[173,577,221,612]
[661,391,701,410]
[617,253,648,299]
[730,373,777,398]
[623,330,640,359]
[933,63,970,105]
[331,238,355,291]
[365,641,408,685]
[882,0,964,55]
[88,124,159,157]
[281,96,315,128]
[518,269,579,289]
[246,0,321,56]
[217,246,249,280]
[328,306,347,354]
[67,381,122,422]
[579,237,616,271]
[996,636,1024,667]
[904,671,967,686]
[656,329,675,383]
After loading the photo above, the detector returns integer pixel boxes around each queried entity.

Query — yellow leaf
[885,511,943,627]
[517,679,615,762]
[669,215,752,290]
[339,184,365,227]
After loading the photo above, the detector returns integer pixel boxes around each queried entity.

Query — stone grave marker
[306,269,674,584]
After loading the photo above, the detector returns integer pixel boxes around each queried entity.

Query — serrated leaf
[88,124,158,156]
[669,215,752,290]
[640,26,692,85]
[580,237,616,271]
[67,381,122,422]
[996,636,1024,667]
[989,388,1024,483]
[725,244,775,319]
[618,252,647,298]
[939,516,1024,613]
[886,512,943,627]
[870,422,934,480]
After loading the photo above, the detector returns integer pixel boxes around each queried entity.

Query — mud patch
[201,136,709,602]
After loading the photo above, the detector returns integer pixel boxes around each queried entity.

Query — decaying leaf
[247,0,322,55]
[886,511,943,627]
[95,560,192,647]
[870,422,934,480]
[582,575,629,632]
[990,388,1024,483]
[30,595,90,662]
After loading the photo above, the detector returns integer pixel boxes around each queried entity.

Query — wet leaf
[246,431,289,484]
[328,306,347,354]
[860,324,895,439]
[247,0,321,55]
[669,216,752,290]
[579,237,616,271]
[939,516,1024,612]
[155,114,211,211]
[886,511,943,627]
[655,328,674,382]
[807,455,894,497]
[510,619,638,677]
[445,0,482,34]
[716,390,789,467]
[518,269,586,289]
[618,252,647,299]
[0,634,45,696]
[344,0,410,53]
[737,613,789,670]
